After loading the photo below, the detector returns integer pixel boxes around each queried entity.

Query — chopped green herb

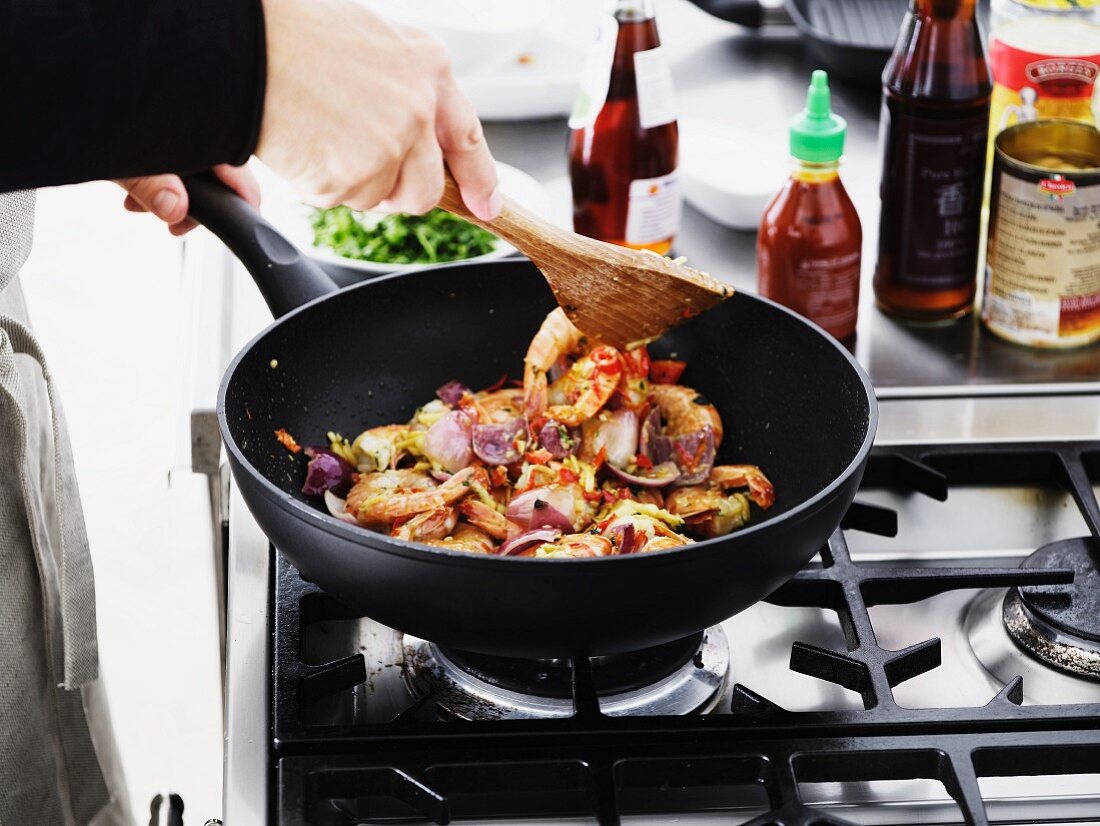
[311,206,498,265]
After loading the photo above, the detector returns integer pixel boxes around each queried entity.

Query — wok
[187,174,877,659]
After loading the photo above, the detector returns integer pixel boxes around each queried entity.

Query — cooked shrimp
[520,533,612,558]
[347,466,481,527]
[391,506,457,542]
[545,346,623,427]
[650,384,724,444]
[711,464,775,509]
[353,424,411,471]
[641,534,693,552]
[472,388,525,425]
[458,499,522,541]
[423,523,497,554]
[665,486,751,539]
[524,307,586,417]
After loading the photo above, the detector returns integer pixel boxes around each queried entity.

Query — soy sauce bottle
[873,0,992,322]
[568,0,680,255]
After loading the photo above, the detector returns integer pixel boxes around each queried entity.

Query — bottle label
[882,106,989,290]
[984,163,1100,346]
[568,14,619,130]
[634,46,677,129]
[625,171,681,245]
[796,250,861,334]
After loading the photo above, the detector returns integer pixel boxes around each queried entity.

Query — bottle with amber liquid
[873,0,992,322]
[758,71,862,342]
[568,0,680,255]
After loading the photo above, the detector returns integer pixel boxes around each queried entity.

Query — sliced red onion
[302,447,355,496]
[670,426,717,485]
[423,410,473,473]
[499,528,561,557]
[639,409,666,462]
[607,460,681,488]
[537,419,577,459]
[323,490,358,524]
[506,486,576,531]
[429,469,452,483]
[436,380,471,406]
[472,417,525,465]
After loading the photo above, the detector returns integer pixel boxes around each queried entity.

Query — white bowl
[359,0,551,75]
[254,162,553,274]
[680,118,789,231]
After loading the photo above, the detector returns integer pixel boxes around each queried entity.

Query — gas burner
[1003,538,1100,681]
[402,628,729,720]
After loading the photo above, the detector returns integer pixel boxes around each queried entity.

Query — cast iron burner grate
[272,442,1100,825]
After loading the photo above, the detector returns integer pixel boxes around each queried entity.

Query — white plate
[255,162,551,274]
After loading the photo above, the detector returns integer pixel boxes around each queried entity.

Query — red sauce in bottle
[758,71,862,341]
[758,167,862,341]
[568,1,679,255]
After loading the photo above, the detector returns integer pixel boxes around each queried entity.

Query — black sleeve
[0,0,266,192]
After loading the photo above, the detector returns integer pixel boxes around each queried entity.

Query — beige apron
[0,191,130,825]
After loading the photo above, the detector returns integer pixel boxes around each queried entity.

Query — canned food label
[625,171,681,245]
[988,34,1100,139]
[634,46,677,129]
[984,169,1100,344]
[569,14,618,130]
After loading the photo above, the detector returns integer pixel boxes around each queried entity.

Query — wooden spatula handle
[438,170,575,263]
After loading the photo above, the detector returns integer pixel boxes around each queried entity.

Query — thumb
[115,174,189,224]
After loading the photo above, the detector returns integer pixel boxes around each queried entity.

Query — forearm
[0,0,266,192]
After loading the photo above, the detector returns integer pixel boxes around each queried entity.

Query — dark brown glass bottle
[873,0,992,322]
[568,0,680,255]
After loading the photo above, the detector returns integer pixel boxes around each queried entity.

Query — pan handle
[182,172,337,318]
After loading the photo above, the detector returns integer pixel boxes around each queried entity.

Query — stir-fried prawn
[423,523,497,554]
[524,307,585,417]
[391,506,458,542]
[347,466,483,527]
[459,499,521,541]
[545,345,623,427]
[521,534,612,558]
[650,383,724,444]
[711,464,775,509]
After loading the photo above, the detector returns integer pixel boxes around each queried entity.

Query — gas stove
[224,440,1094,826]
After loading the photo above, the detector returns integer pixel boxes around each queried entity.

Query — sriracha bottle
[568,0,680,255]
[757,71,862,342]
[873,0,991,322]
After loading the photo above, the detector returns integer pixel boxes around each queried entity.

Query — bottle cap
[789,70,847,163]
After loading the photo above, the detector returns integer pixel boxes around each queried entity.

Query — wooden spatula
[438,174,732,349]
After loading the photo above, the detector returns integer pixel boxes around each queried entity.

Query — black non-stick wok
[186,174,876,659]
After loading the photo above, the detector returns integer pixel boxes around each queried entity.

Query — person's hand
[116,163,260,236]
[256,0,500,220]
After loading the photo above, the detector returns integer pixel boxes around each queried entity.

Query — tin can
[982,120,1100,347]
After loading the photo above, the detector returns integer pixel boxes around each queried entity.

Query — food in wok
[286,308,775,556]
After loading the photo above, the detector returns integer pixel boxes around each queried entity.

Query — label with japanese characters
[884,107,990,290]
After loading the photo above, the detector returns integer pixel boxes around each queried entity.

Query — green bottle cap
[789,70,847,163]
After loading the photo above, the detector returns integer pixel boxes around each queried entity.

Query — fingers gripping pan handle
[182,172,337,318]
